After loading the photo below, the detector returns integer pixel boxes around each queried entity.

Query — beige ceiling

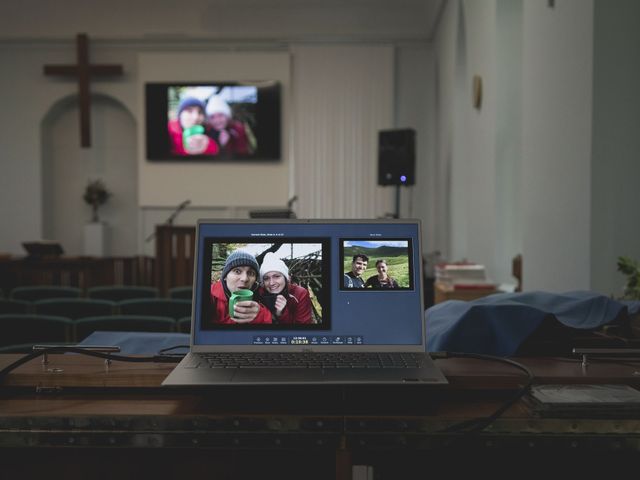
[0,0,445,42]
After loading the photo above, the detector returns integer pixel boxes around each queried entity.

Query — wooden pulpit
[154,225,196,296]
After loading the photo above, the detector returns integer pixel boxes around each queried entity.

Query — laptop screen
[191,219,425,350]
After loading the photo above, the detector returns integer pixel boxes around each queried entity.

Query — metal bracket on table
[32,345,121,373]
[573,348,640,368]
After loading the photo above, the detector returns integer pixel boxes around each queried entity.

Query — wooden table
[2,353,640,479]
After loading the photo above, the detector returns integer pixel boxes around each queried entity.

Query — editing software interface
[193,222,423,347]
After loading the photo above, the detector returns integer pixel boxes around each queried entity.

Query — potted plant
[617,256,640,300]
[83,179,111,223]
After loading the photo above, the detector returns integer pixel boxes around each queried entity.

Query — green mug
[183,125,205,148]
[229,289,254,317]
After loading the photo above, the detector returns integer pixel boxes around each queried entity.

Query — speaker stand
[394,185,401,219]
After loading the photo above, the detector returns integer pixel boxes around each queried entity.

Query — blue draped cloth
[78,331,190,355]
[425,290,640,357]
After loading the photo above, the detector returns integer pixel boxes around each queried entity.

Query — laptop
[162,218,447,386]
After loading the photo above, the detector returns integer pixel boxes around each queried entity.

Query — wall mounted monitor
[145,82,281,162]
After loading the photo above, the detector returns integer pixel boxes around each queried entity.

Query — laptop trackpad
[231,369,324,384]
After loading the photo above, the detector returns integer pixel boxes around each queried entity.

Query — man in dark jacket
[343,254,369,288]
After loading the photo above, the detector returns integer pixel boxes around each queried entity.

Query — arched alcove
[41,94,138,256]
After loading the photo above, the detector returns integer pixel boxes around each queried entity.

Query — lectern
[154,225,195,296]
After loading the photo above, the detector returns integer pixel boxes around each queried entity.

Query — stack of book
[434,262,496,290]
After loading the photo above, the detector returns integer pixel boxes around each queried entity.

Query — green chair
[177,316,191,333]
[0,314,73,347]
[87,285,159,302]
[34,298,116,320]
[0,299,31,314]
[74,315,177,341]
[10,286,82,302]
[168,286,193,300]
[118,298,191,321]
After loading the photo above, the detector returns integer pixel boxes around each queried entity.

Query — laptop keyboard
[191,352,424,369]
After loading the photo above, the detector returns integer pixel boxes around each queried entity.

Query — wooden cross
[44,33,123,148]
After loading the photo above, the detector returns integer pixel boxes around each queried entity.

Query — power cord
[431,351,535,434]
[0,346,185,384]
[157,345,190,355]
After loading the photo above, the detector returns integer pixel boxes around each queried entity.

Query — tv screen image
[145,82,281,161]
[340,239,414,290]
[199,239,331,331]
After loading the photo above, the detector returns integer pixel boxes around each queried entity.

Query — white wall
[432,1,458,262]
[0,0,440,40]
[42,95,138,256]
[521,0,594,291]
[395,44,437,256]
[0,38,422,257]
[0,43,140,255]
[4,0,638,297]
[137,52,290,208]
[432,0,609,293]
[590,0,640,296]
[0,1,437,259]
[495,0,523,285]
[454,0,499,282]
[434,0,504,283]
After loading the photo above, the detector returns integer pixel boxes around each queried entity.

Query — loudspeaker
[377,128,415,186]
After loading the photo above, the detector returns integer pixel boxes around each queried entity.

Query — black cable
[1,346,532,433]
[0,346,183,384]
[157,345,190,355]
[434,351,535,434]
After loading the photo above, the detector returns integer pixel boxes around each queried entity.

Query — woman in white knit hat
[257,252,313,324]
[205,95,253,156]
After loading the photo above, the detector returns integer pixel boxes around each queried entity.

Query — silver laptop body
[163,218,447,386]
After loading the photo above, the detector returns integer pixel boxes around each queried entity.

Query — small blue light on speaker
[400,175,407,183]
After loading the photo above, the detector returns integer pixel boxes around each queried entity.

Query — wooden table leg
[336,435,352,480]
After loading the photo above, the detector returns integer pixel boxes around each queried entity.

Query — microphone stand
[287,195,298,217]
[145,200,191,242]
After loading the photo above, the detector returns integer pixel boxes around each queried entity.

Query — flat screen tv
[145,81,281,161]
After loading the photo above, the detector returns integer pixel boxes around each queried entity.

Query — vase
[84,222,108,257]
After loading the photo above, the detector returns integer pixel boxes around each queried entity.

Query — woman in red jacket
[210,250,272,325]
[257,252,313,324]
